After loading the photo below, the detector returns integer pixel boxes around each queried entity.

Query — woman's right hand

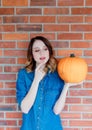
[34,62,46,82]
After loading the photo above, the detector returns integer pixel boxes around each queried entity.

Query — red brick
[70,41,92,48]
[0,42,16,48]
[44,8,69,15]
[64,128,80,130]
[71,24,92,32]
[51,41,69,48]
[0,58,16,64]
[16,24,42,31]
[70,120,92,127]
[66,97,81,104]
[0,17,2,23]
[5,82,16,88]
[83,113,92,119]
[44,24,69,32]
[84,50,92,56]
[83,98,92,104]
[0,128,4,130]
[0,120,17,126]
[86,0,92,6]
[17,58,27,64]
[85,58,92,65]
[0,105,17,111]
[57,50,82,57]
[0,74,16,80]
[4,66,21,72]
[6,128,20,130]
[0,66,3,72]
[4,50,27,57]
[0,82,3,88]
[70,90,92,96]
[0,113,4,118]
[30,33,55,40]
[57,33,82,40]
[58,16,83,23]
[31,0,56,6]
[0,98,4,103]
[61,120,68,127]
[82,129,92,130]
[86,73,92,80]
[3,16,28,23]
[17,41,29,48]
[3,33,29,40]
[85,16,92,23]
[3,0,28,6]
[0,50,3,56]
[61,113,81,119]
[30,16,56,23]
[84,33,92,40]
[0,33,1,41]
[83,82,92,88]
[70,105,92,112]
[58,0,84,6]
[6,112,22,118]
[0,90,16,96]
[5,97,16,103]
[0,8,14,15]
[88,66,92,72]
[16,8,42,15]
[71,8,92,15]
[0,25,15,32]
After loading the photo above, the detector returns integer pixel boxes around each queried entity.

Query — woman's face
[32,40,49,66]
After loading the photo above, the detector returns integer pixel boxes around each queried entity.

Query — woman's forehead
[32,40,46,48]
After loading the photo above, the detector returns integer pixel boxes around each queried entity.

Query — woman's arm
[53,83,69,115]
[53,82,83,115]
[21,63,46,114]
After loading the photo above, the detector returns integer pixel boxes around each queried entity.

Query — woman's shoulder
[18,67,26,75]
[18,68,34,79]
[18,67,34,76]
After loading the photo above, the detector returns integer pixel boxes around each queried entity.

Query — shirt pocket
[44,88,60,109]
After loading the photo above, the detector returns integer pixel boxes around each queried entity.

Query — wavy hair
[25,36,57,73]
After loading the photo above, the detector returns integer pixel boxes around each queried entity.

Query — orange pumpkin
[57,54,88,83]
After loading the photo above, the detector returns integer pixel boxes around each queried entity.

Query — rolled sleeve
[16,69,27,107]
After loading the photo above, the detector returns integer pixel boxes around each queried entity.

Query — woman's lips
[40,57,46,60]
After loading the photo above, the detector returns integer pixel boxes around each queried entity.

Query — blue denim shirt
[16,68,64,130]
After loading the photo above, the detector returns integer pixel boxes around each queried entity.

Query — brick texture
[0,0,92,130]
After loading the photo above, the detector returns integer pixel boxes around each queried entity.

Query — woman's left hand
[65,81,84,88]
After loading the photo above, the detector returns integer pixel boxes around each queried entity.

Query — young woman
[16,36,82,130]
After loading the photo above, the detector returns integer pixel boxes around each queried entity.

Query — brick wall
[0,0,92,130]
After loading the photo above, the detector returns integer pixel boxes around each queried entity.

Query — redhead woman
[16,36,82,130]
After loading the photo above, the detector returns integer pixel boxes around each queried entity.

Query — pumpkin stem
[70,53,75,57]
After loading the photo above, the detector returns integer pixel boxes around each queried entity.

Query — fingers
[65,80,84,87]
[36,62,46,71]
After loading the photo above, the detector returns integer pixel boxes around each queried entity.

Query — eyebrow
[33,46,47,50]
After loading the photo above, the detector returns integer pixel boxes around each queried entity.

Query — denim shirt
[16,68,64,130]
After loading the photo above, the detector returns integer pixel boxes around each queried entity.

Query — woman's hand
[53,80,84,115]
[34,62,46,82]
[65,81,84,88]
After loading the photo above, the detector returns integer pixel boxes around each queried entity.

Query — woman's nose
[39,50,44,55]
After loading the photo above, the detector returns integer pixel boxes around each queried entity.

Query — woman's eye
[34,50,40,52]
[44,48,48,51]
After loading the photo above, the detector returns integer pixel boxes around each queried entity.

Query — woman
[16,36,82,130]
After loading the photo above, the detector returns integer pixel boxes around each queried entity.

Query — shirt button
[37,126,39,129]
[40,97,42,100]
[37,116,40,120]
[41,88,43,91]
[38,107,41,110]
